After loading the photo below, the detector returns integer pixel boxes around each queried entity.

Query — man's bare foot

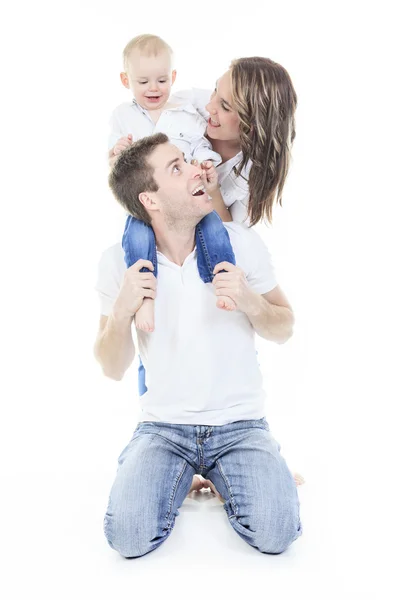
[216,295,236,311]
[189,475,206,493]
[188,475,224,501]
[135,298,155,332]
[188,471,304,502]
[293,472,305,486]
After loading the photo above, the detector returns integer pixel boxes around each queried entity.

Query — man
[94,132,302,558]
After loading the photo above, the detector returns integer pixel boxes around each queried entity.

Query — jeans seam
[216,459,238,516]
[196,224,214,283]
[198,441,205,473]
[165,459,189,529]
[122,239,133,269]
[151,242,158,278]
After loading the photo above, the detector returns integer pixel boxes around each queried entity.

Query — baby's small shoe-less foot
[134,298,155,332]
[216,295,236,311]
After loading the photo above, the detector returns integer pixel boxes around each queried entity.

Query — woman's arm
[198,161,233,222]
[209,188,233,222]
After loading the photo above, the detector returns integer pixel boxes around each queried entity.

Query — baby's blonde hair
[123,34,173,70]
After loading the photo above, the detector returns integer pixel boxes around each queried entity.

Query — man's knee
[255,502,302,554]
[103,510,169,558]
[231,501,302,555]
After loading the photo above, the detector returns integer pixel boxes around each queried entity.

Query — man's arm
[94,259,156,380]
[244,285,294,344]
[212,263,294,344]
[94,313,135,381]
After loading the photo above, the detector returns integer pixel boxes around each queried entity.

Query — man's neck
[207,137,241,163]
[152,222,196,266]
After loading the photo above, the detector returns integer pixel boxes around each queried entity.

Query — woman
[182,56,297,226]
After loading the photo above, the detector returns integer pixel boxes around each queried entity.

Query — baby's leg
[122,216,158,333]
[134,298,155,332]
[195,212,237,312]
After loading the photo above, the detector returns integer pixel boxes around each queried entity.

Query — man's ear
[120,72,130,89]
[171,70,177,85]
[139,191,157,212]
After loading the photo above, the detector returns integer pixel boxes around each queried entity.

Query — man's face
[146,143,213,225]
[122,50,176,112]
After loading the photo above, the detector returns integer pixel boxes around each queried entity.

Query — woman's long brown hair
[230,57,297,225]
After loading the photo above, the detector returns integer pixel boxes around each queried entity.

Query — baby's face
[122,50,176,111]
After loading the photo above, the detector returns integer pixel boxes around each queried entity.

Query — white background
[1,1,399,598]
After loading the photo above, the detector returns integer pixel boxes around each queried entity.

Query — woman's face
[205,71,240,143]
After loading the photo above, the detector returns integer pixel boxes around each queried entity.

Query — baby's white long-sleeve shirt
[108,96,221,166]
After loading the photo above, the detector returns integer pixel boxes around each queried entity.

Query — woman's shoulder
[223,223,274,281]
[223,222,267,251]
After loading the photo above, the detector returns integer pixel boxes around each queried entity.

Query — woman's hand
[191,160,219,195]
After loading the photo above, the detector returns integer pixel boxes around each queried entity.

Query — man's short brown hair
[109,133,169,225]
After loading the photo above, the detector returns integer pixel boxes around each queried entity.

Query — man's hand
[212,262,259,314]
[109,134,133,167]
[112,259,157,321]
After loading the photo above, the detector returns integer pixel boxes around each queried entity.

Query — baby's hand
[113,134,133,156]
[194,160,219,194]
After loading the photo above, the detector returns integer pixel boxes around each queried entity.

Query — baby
[109,34,235,332]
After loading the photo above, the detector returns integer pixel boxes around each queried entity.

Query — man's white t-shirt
[96,222,277,426]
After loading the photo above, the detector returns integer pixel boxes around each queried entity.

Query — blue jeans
[122,212,236,395]
[103,418,302,558]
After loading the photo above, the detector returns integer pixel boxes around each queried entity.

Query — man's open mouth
[192,185,206,196]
